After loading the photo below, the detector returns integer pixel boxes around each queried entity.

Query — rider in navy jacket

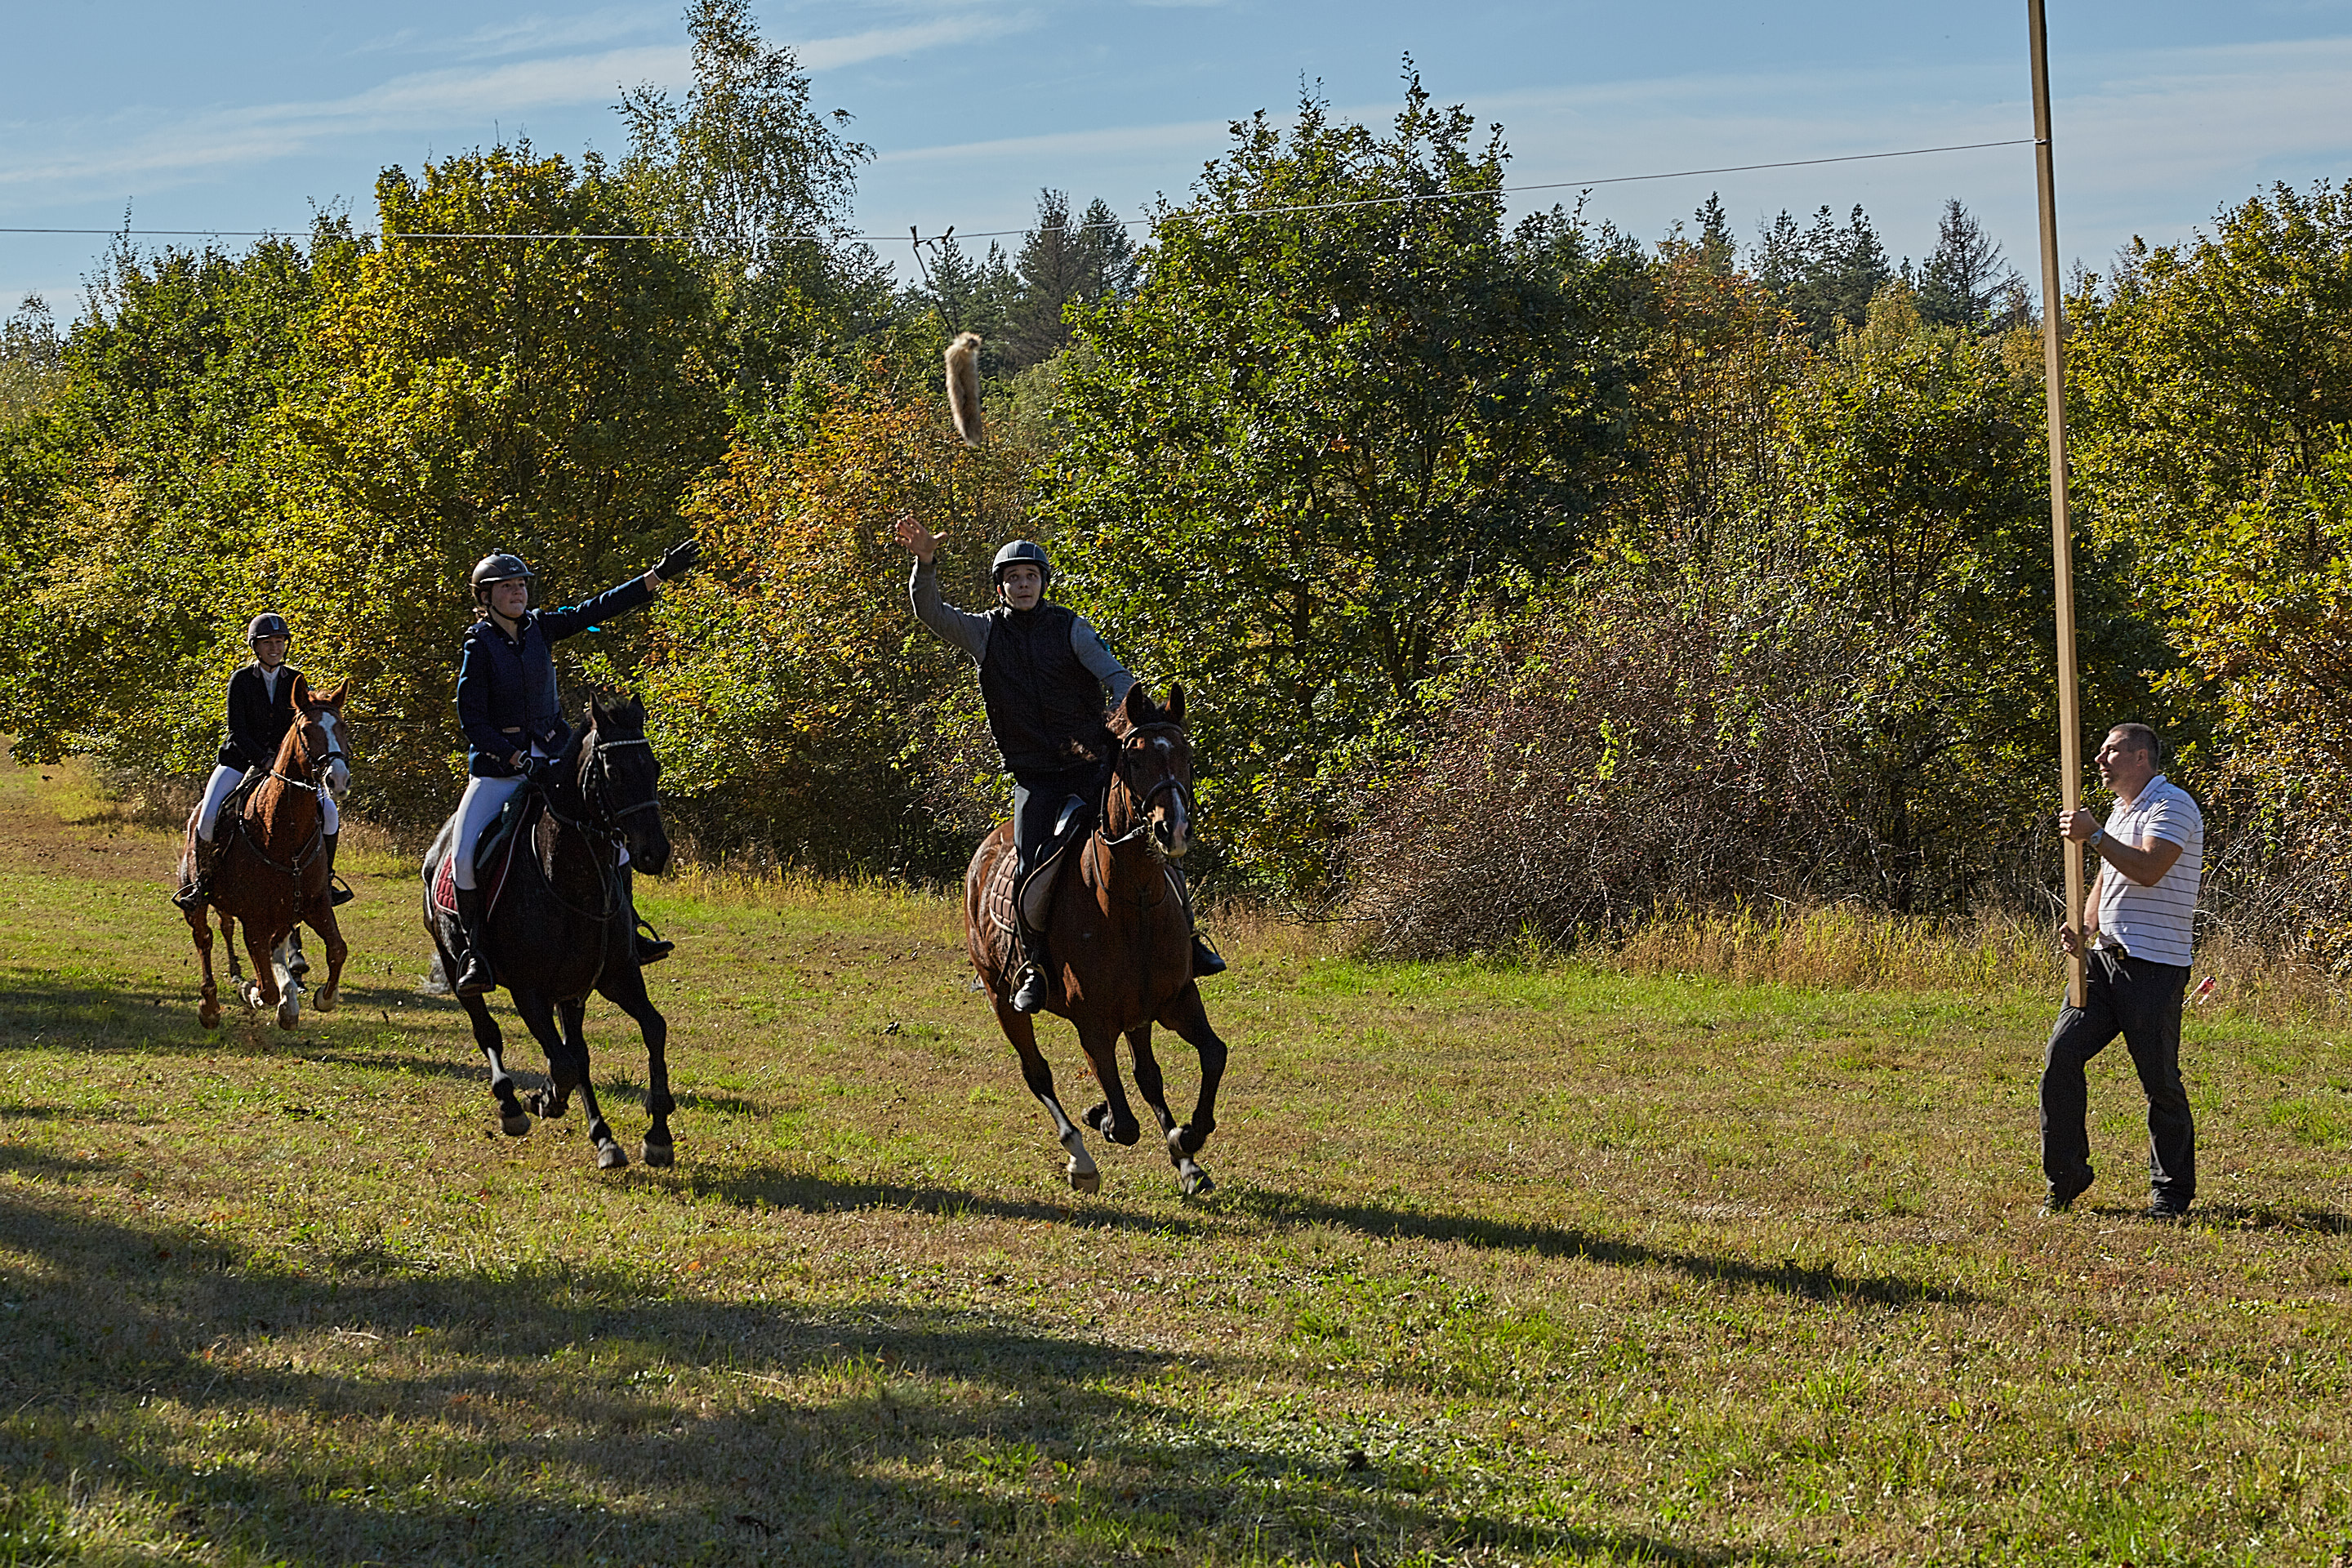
[457,575,656,777]
[443,541,697,996]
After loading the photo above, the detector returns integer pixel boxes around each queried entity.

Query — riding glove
[654,538,702,581]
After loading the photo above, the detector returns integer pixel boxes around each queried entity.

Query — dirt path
[0,746,176,886]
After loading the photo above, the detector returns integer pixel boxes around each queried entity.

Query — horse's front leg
[557,997,626,1170]
[996,1000,1098,1193]
[1158,984,1228,1163]
[1127,1024,1213,1196]
[304,900,349,1014]
[510,988,575,1121]
[219,911,243,983]
[458,989,530,1136]
[1076,1020,1143,1148]
[599,963,673,1167]
[186,902,221,1031]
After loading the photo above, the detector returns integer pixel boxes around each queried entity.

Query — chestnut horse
[178,676,352,1031]
[965,682,1229,1196]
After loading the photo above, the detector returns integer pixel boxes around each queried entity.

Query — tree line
[2,1,2346,961]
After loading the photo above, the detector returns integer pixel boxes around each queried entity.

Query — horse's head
[300,676,352,795]
[1108,682,1194,862]
[582,691,670,875]
[279,675,349,790]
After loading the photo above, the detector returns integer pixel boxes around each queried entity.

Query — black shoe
[2040,1172,2094,1215]
[453,885,496,996]
[1011,965,1050,1014]
[1190,934,1227,978]
[2145,1201,2189,1223]
[633,921,674,966]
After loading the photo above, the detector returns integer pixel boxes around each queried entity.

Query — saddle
[430,791,539,919]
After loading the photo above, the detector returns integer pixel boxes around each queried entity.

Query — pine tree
[1916,198,2025,329]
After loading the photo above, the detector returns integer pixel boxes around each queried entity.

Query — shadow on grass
[677,1160,1212,1240]
[1232,1186,1974,1308]
[0,1180,1769,1566]
[2185,1201,2352,1235]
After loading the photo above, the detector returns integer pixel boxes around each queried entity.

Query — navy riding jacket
[456,575,655,778]
[218,662,303,772]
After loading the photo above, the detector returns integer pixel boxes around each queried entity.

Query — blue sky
[5,1,2350,320]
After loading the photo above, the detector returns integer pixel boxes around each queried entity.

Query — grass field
[3,756,2350,1566]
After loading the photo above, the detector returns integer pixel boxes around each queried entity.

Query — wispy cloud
[798,11,1036,71]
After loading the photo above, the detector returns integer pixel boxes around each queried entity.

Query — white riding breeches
[197,764,338,841]
[452,774,524,890]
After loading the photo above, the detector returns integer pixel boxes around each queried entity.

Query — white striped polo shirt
[2094,773,2203,968]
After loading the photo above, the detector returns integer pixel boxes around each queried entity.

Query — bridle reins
[239,712,337,878]
[530,729,662,924]
[1099,725,1194,850]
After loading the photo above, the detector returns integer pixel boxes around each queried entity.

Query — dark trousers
[2040,947,2195,1209]
[1010,764,1104,888]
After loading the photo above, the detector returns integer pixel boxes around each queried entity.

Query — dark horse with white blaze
[178,675,352,1031]
[966,682,1230,1195]
[421,693,677,1170]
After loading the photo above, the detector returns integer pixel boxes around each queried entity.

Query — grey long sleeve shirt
[909,557,1135,706]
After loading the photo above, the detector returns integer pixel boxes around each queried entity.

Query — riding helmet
[991,539,1052,590]
[470,551,535,600]
[245,612,292,647]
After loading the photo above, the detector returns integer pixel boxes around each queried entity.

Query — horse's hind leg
[511,990,574,1120]
[599,963,674,1168]
[1158,983,1229,1167]
[555,997,626,1170]
[458,989,530,1137]
[1127,1025,1213,1196]
[996,1000,1098,1193]
[239,919,284,1015]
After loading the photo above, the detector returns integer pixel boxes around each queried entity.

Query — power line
[0,136,2036,245]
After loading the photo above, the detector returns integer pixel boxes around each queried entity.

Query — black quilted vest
[978,602,1107,775]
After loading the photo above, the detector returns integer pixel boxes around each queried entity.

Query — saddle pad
[430,817,526,918]
[973,846,1021,979]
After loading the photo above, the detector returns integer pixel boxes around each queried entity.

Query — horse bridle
[586,734,662,831]
[1101,726,1194,849]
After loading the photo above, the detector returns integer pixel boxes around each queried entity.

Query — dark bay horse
[179,676,352,1031]
[966,682,1230,1196]
[421,693,676,1170]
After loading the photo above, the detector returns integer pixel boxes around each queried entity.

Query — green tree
[620,0,880,418]
[1757,203,1892,345]
[263,144,725,820]
[1042,75,1638,894]
[1004,191,1141,371]
[1911,198,2024,331]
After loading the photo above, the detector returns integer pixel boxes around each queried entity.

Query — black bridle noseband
[1101,725,1194,849]
[530,730,662,924]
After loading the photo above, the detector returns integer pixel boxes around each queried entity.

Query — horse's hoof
[1083,1102,1112,1134]
[1178,1123,1211,1156]
[1067,1163,1100,1195]
[276,999,300,1031]
[1181,1167,1215,1197]
[313,991,337,1014]
[1111,1119,1141,1147]
[642,1138,675,1168]
[501,1112,531,1138]
[596,1142,630,1170]
[198,1009,220,1031]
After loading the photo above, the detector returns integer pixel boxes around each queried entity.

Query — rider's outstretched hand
[654,537,702,581]
[893,512,938,563]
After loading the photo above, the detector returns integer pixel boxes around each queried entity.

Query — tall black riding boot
[1011,924,1054,1014]
[321,832,356,906]
[1168,865,1227,978]
[173,836,219,911]
[453,885,497,996]
[623,866,673,966]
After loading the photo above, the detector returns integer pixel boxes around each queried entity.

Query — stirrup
[633,915,674,966]
[1011,964,1051,1014]
[327,873,355,907]
[1191,933,1227,978]
[172,879,209,912]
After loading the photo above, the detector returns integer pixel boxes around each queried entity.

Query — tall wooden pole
[2029,0,2087,1008]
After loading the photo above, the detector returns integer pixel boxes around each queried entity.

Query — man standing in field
[2042,722,2204,1219]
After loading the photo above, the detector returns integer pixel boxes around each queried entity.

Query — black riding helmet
[246,612,292,648]
[470,552,535,604]
[991,539,1052,592]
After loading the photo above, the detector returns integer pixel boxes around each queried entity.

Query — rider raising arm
[895,514,1223,1013]
[443,541,698,996]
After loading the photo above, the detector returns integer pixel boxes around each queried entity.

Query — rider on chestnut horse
[894,517,1223,1013]
[444,540,699,996]
[176,612,354,913]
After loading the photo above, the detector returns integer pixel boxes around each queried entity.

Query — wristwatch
[2088,826,2106,850]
